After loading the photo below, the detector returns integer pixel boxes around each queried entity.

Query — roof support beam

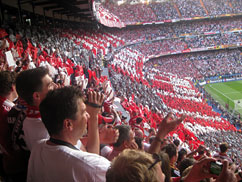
[44,5,61,11]
[73,1,88,5]
[20,0,32,5]
[34,1,56,6]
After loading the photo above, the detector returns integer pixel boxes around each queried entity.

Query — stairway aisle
[199,0,209,15]
[172,1,182,18]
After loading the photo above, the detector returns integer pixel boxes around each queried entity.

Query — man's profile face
[39,74,55,103]
[72,99,90,139]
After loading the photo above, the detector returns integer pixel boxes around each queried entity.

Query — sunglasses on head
[148,153,162,170]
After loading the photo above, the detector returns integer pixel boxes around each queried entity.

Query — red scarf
[26,105,41,118]
[18,98,40,118]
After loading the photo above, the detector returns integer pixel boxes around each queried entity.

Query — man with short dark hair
[14,67,55,151]
[7,67,56,152]
[28,86,110,182]
[107,125,138,161]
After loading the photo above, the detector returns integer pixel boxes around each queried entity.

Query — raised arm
[85,90,104,154]
[148,113,185,154]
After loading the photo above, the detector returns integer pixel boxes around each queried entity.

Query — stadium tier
[95,0,242,27]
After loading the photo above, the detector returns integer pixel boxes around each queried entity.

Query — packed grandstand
[0,0,242,181]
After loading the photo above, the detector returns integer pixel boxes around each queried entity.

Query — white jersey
[23,117,49,151]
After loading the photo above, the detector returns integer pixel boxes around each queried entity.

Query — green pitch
[204,80,242,115]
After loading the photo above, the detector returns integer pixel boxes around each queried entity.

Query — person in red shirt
[0,71,18,154]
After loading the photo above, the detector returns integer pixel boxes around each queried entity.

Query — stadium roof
[23,0,93,21]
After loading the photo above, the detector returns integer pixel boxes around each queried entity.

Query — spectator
[106,125,138,161]
[162,143,180,177]
[177,148,188,168]
[14,67,55,151]
[187,145,208,161]
[213,142,233,163]
[0,71,17,154]
[158,152,171,182]
[178,157,195,177]
[106,149,165,182]
[0,71,18,176]
[28,86,110,182]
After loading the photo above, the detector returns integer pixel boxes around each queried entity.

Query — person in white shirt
[28,86,110,182]
[15,67,56,151]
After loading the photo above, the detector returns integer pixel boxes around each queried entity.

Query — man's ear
[63,119,74,131]
[33,92,41,102]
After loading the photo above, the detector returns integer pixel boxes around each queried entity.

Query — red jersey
[0,96,14,153]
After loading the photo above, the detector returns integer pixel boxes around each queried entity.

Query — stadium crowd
[129,32,242,58]
[144,49,242,79]
[174,0,207,18]
[203,0,234,15]
[149,2,180,20]
[107,17,242,44]
[101,0,242,24]
[0,10,242,182]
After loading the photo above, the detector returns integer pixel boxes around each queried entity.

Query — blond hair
[106,149,159,182]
